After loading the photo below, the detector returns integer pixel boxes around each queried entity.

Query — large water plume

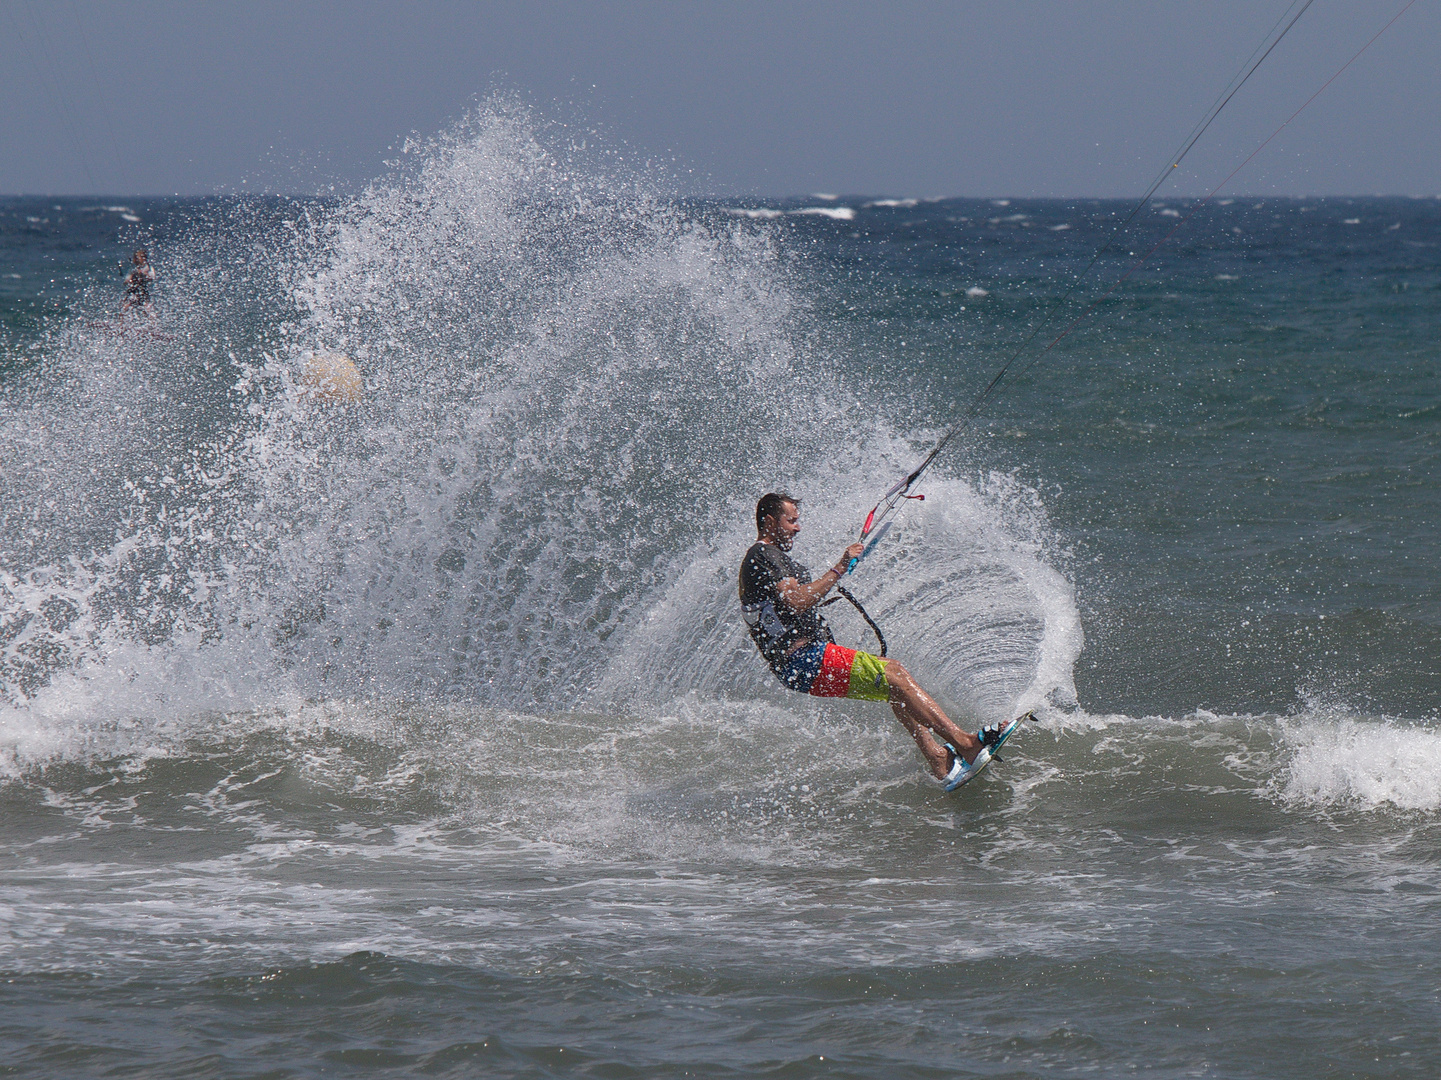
[0,100,1079,772]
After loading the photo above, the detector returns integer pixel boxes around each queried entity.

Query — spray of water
[0,99,1080,774]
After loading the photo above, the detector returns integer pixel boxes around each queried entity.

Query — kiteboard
[942,711,1034,791]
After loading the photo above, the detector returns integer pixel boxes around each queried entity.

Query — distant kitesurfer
[121,248,155,315]
[739,493,1018,790]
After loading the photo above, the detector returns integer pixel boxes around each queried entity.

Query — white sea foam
[991,702,1441,818]
[725,207,784,219]
[1280,716,1441,811]
[0,631,293,777]
[865,199,918,209]
[965,286,989,298]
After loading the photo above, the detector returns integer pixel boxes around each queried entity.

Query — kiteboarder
[739,492,1019,790]
[121,248,155,315]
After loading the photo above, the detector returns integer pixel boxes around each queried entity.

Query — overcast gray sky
[1,0,1435,198]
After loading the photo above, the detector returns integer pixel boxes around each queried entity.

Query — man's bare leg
[884,661,982,780]
[887,701,954,779]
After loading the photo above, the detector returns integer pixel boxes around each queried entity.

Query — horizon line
[3,191,1439,202]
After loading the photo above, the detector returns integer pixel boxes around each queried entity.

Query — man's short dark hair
[756,492,798,531]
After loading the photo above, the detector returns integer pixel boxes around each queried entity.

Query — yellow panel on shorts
[845,650,890,701]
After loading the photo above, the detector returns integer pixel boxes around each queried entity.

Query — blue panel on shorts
[776,641,826,694]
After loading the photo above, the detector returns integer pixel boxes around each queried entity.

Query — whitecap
[1280,716,1441,812]
[790,206,855,221]
[865,199,918,209]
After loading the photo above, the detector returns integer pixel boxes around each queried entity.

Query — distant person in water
[739,492,1017,790]
[121,248,155,315]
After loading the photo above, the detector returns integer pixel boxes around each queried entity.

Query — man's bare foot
[925,740,954,781]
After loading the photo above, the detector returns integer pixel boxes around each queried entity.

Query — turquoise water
[3,108,1440,1078]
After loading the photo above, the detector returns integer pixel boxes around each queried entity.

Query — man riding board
[738,492,1020,790]
[122,248,156,315]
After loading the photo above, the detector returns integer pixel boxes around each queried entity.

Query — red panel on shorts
[809,643,856,698]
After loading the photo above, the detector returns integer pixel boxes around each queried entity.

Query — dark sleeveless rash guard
[738,541,834,677]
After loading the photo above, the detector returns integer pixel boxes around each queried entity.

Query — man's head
[133,248,148,266]
[756,492,800,550]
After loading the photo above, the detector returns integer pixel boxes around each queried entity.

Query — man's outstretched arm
[775,542,865,611]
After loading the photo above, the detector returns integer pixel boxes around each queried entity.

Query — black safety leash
[822,586,887,657]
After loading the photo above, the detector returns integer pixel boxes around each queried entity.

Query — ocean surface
[3,106,1440,1078]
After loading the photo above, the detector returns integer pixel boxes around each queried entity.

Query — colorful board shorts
[778,642,891,702]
